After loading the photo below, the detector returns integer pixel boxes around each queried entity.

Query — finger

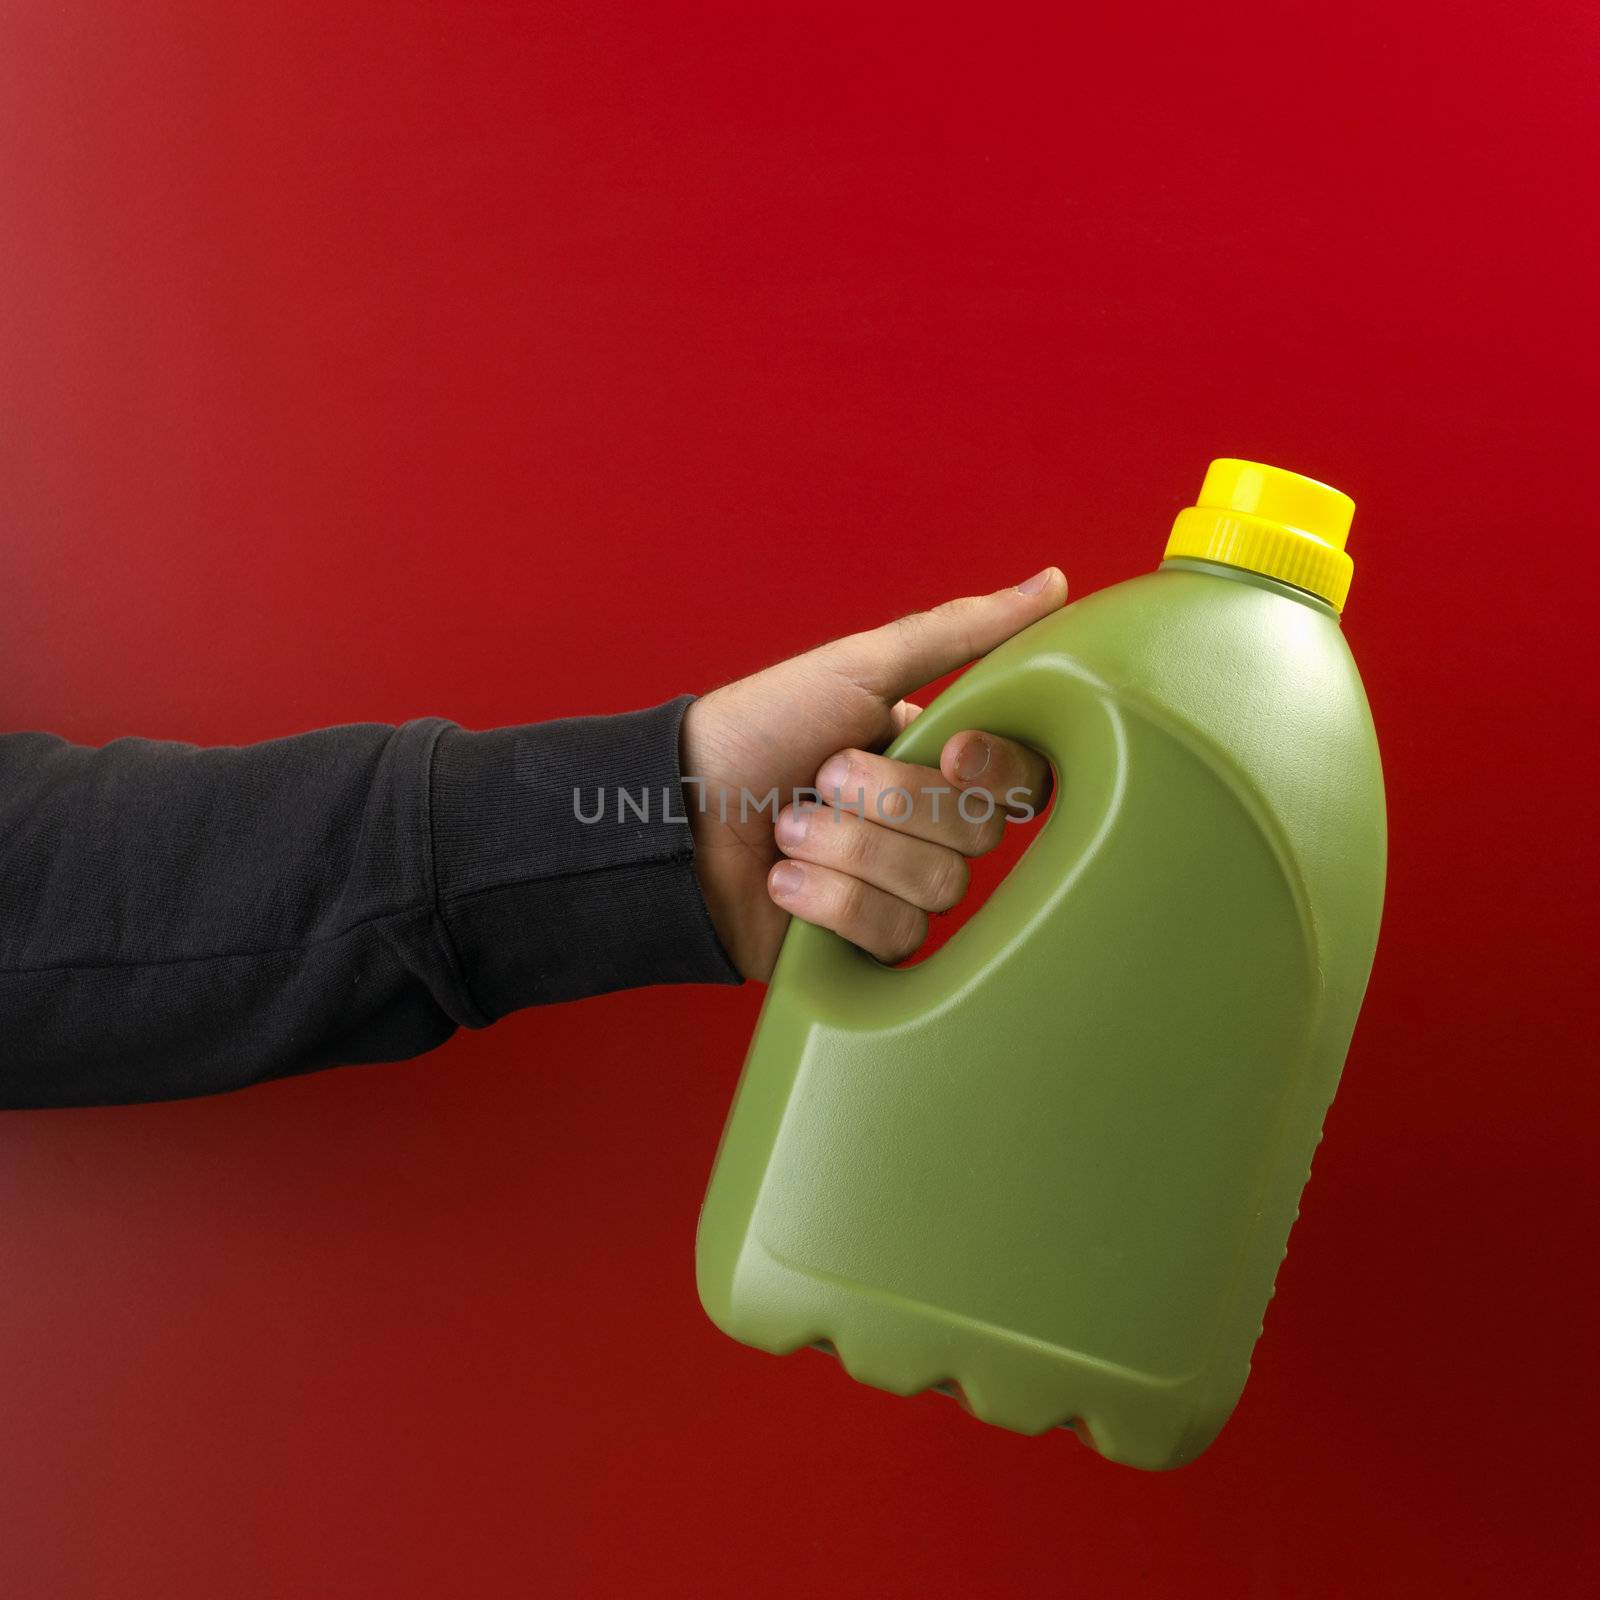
[774,802,970,913]
[811,748,1009,856]
[938,731,1053,819]
[767,860,929,965]
[888,699,922,736]
[824,569,1067,703]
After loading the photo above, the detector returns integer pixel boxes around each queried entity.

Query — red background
[3,2,1597,1595]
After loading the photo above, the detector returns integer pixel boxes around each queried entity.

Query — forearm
[0,698,738,1108]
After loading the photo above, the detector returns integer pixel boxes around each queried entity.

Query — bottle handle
[769,639,1126,1024]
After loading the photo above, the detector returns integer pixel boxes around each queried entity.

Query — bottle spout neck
[1159,556,1342,619]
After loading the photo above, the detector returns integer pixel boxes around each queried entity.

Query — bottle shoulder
[999,568,1380,788]
[959,567,1386,953]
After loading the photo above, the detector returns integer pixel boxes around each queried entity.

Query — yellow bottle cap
[1164,459,1356,611]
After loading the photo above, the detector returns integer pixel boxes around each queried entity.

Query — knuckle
[832,872,872,929]
[874,782,913,824]
[954,818,993,856]
[948,789,1002,854]
[931,596,982,658]
[932,593,981,623]
[891,611,932,655]
[832,813,871,869]
[926,851,969,911]
[883,905,928,963]
[986,739,1024,792]
[986,737,1047,802]
[977,813,1008,853]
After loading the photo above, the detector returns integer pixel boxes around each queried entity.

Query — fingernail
[1016,568,1053,595]
[955,735,991,782]
[771,863,805,899]
[815,754,852,796]
[775,806,808,846]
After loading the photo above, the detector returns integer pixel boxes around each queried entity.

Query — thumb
[826,568,1067,702]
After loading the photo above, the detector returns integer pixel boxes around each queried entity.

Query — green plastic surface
[697,559,1386,1470]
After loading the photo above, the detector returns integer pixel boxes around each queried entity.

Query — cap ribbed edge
[1165,506,1353,611]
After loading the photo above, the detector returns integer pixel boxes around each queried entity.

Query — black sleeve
[0,696,741,1108]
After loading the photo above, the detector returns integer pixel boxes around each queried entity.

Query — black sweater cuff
[427,695,741,1021]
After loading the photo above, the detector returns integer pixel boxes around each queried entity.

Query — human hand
[680,570,1066,980]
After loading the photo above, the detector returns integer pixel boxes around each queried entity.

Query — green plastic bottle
[697,461,1386,1470]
